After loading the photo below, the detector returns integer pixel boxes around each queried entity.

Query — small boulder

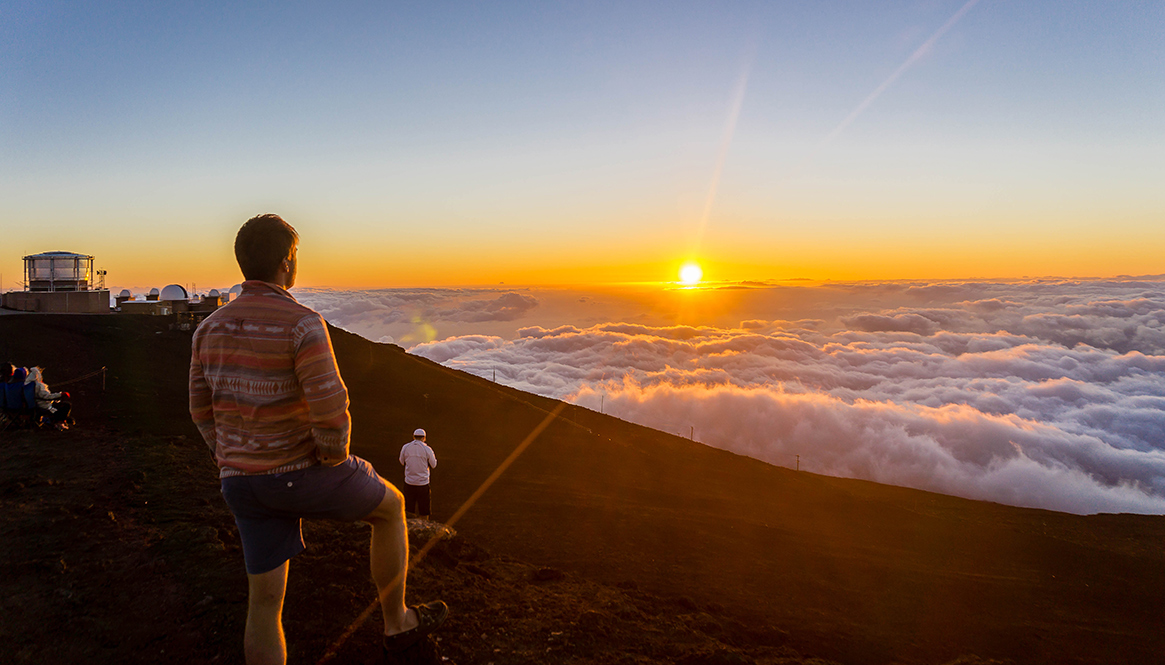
[532,567,565,582]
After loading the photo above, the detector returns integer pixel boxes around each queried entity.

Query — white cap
[413,428,426,438]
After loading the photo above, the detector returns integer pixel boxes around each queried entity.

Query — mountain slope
[3,313,1163,664]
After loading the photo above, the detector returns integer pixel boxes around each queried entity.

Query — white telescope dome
[160,284,188,300]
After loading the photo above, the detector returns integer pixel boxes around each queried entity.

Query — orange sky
[2,3,1161,293]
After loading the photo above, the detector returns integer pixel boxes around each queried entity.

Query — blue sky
[2,1,1162,287]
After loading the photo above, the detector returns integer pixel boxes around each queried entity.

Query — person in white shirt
[399,428,437,520]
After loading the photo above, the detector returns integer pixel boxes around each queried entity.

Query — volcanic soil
[2,313,1163,665]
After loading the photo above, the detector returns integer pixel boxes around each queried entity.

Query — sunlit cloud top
[401,278,1165,515]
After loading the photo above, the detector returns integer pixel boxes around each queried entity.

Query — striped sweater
[189,280,350,478]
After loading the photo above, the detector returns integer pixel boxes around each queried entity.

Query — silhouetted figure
[400,428,437,520]
[0,363,15,422]
[0,363,14,413]
[4,367,28,419]
[190,214,446,665]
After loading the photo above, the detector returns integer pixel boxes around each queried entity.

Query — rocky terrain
[2,313,1163,664]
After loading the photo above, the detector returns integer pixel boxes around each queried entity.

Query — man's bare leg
[245,561,289,665]
[364,482,418,636]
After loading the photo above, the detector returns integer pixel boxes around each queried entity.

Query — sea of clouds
[295,287,541,346]
[302,279,1165,515]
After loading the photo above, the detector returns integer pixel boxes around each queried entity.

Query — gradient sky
[2,1,1162,290]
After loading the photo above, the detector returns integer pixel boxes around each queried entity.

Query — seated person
[4,367,27,412]
[0,362,12,410]
[26,367,73,430]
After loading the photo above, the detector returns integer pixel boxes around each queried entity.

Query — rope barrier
[52,366,106,388]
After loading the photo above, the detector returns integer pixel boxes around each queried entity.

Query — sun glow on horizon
[679,263,703,285]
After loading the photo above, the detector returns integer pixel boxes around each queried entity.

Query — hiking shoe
[382,601,448,654]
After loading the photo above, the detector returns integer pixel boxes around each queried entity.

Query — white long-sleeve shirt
[27,367,61,412]
[399,439,437,486]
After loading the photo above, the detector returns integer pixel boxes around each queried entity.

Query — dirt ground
[1,425,829,665]
[3,313,1164,665]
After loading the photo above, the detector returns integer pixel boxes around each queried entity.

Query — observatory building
[2,251,110,313]
[114,283,228,325]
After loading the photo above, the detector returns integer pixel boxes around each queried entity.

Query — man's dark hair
[1,363,13,383]
[234,214,299,282]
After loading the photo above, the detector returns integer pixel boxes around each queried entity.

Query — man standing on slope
[400,428,437,520]
[190,214,446,665]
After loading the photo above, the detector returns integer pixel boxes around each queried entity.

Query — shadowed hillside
[3,313,1164,664]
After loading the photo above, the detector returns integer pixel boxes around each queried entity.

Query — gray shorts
[221,456,387,575]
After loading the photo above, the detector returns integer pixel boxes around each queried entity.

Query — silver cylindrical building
[23,251,95,292]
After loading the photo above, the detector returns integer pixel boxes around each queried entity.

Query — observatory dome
[229,284,243,296]
[208,289,220,297]
[160,284,188,301]
[119,289,131,298]
[149,288,160,296]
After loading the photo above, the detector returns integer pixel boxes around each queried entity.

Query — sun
[679,263,703,285]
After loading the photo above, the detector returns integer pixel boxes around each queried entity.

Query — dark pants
[221,456,388,575]
[402,482,431,517]
[37,400,71,424]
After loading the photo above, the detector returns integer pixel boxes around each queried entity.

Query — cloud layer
[295,288,540,345]
[410,280,1165,515]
